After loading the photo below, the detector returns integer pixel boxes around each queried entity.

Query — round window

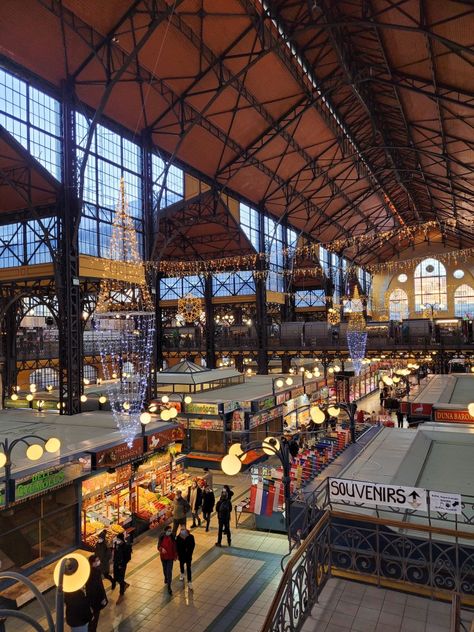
[453,269,464,279]
[397,274,407,283]
[425,264,435,273]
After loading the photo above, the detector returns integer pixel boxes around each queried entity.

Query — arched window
[414,258,447,312]
[30,368,59,389]
[454,284,474,317]
[389,289,409,321]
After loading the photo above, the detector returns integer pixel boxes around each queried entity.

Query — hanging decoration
[177,294,204,324]
[366,245,474,274]
[346,288,367,376]
[95,178,155,447]
[327,306,341,326]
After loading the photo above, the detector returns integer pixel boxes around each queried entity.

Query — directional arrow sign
[329,478,428,511]
[429,491,462,515]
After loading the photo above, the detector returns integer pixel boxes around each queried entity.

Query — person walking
[64,588,92,632]
[172,489,190,536]
[396,409,404,428]
[176,526,195,590]
[113,532,132,605]
[85,555,108,632]
[202,485,215,532]
[215,490,232,547]
[94,530,114,588]
[202,467,213,489]
[187,479,203,528]
[158,525,177,595]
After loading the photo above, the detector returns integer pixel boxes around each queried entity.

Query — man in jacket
[94,530,114,588]
[176,527,196,590]
[86,555,107,632]
[215,490,232,547]
[158,526,178,595]
[113,533,132,604]
[64,588,92,632]
[202,467,213,489]
[202,485,215,532]
[187,479,203,528]
[172,490,190,536]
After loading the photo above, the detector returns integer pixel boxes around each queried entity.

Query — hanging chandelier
[95,179,155,447]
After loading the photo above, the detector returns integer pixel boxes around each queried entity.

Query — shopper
[158,525,177,595]
[202,467,213,488]
[94,530,114,588]
[176,526,196,590]
[215,490,232,547]
[222,484,234,502]
[113,532,132,604]
[202,485,215,532]
[64,588,92,632]
[172,489,190,536]
[85,555,108,632]
[187,479,203,528]
[370,411,377,425]
[396,409,404,428]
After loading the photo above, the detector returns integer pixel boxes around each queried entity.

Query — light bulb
[161,395,169,404]
[83,378,90,385]
[228,443,242,457]
[46,385,53,392]
[184,396,192,404]
[140,412,152,425]
[123,401,130,411]
[11,393,18,401]
[468,403,474,418]
[310,406,325,424]
[98,396,107,404]
[327,406,340,417]
[276,379,284,388]
[80,395,88,403]
[285,377,293,386]
[168,407,178,419]
[26,394,33,402]
[262,437,280,455]
[305,371,312,379]
[45,438,61,453]
[221,454,242,476]
[54,553,90,593]
[160,409,171,421]
[27,444,44,461]
[30,384,37,392]
[0,453,6,468]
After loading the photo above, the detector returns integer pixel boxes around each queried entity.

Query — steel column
[204,276,216,369]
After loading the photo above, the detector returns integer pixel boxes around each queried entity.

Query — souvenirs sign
[329,478,428,511]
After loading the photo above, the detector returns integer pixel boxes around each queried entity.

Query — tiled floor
[11,471,287,632]
[302,578,473,632]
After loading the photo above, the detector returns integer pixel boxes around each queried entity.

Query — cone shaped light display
[96,179,155,447]
[346,287,367,376]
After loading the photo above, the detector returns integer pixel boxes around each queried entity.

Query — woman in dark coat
[86,555,108,632]
[202,486,215,532]
[94,530,114,587]
[64,588,92,632]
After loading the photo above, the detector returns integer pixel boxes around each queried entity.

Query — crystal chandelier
[95,179,155,446]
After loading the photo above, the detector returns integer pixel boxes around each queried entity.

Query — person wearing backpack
[113,532,132,604]
[172,490,190,536]
[215,490,232,547]
[158,525,177,595]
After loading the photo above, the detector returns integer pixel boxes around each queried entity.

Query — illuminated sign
[434,409,473,423]
[185,402,219,416]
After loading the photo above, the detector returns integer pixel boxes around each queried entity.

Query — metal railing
[262,509,474,632]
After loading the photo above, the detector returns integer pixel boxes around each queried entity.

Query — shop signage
[429,490,462,515]
[189,418,223,430]
[329,478,428,511]
[231,409,245,432]
[434,409,473,423]
[185,402,219,416]
[285,395,309,414]
[221,401,240,414]
[238,400,252,412]
[290,387,304,399]
[276,391,290,406]
[252,396,275,413]
[15,466,66,501]
[93,438,143,468]
[116,464,132,484]
[150,400,183,413]
[249,405,283,429]
[146,427,184,451]
[410,403,432,417]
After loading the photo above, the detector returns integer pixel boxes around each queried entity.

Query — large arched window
[454,284,474,317]
[414,258,447,312]
[389,289,409,321]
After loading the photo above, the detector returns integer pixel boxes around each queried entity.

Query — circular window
[425,264,435,273]
[397,273,407,283]
[453,269,464,279]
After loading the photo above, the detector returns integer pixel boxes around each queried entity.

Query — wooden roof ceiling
[1,0,473,263]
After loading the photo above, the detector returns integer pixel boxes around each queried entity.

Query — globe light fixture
[98,395,107,404]
[45,437,61,453]
[276,379,284,388]
[168,407,178,419]
[392,376,401,383]
[184,395,193,404]
[26,394,33,402]
[327,406,341,417]
[161,395,169,404]
[26,444,44,461]
[148,403,157,413]
[468,403,474,417]
[80,395,88,403]
[83,378,90,386]
[46,385,53,392]
[29,384,37,393]
[228,443,242,457]
[221,453,242,476]
[285,377,293,386]
[305,371,312,379]
[140,412,152,425]
[123,401,130,411]
[0,452,6,468]
[160,409,171,421]
[310,406,325,424]
[54,553,90,593]
[11,393,18,401]
[262,437,280,455]
[382,375,394,386]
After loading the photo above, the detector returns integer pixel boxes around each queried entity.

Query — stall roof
[157,365,242,385]
[408,374,474,408]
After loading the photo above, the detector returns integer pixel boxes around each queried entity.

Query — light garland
[346,288,367,375]
[366,246,474,274]
[96,179,155,447]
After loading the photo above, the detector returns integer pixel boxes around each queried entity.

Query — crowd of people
[65,468,234,630]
